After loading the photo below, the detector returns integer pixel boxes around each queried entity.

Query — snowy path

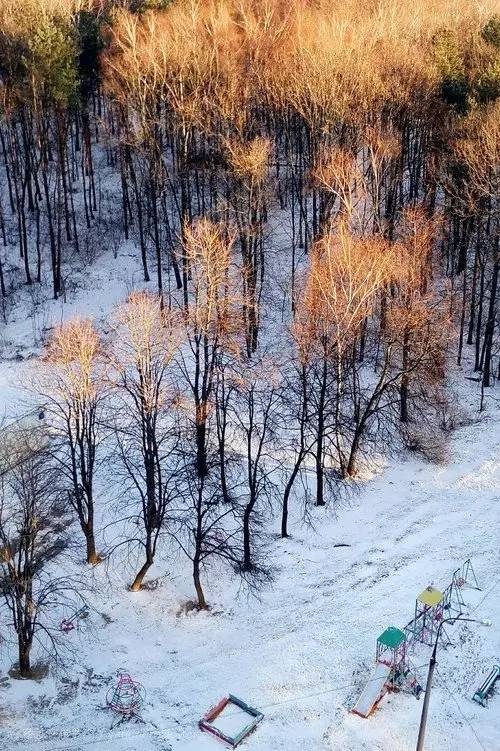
[2,406,500,751]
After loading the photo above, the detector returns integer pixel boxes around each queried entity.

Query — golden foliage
[100,0,500,143]
[297,222,402,357]
[399,206,438,290]
[182,218,240,342]
[454,99,500,205]
[311,147,363,218]
[225,137,271,184]
[113,290,181,412]
[2,0,496,127]
[45,318,103,405]
[387,207,449,384]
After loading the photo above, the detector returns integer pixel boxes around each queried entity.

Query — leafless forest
[0,0,499,677]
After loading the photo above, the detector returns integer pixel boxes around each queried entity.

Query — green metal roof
[377,626,406,649]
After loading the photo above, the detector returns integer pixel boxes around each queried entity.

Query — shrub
[481,16,500,48]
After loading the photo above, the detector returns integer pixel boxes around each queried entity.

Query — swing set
[60,605,90,633]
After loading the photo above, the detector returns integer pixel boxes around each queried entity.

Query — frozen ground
[0,386,499,751]
[0,247,499,751]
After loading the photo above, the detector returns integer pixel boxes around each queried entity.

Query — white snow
[0,383,498,751]
[0,247,499,751]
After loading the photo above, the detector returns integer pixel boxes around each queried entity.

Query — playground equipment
[351,627,423,718]
[199,695,264,747]
[449,559,480,609]
[405,587,449,647]
[376,627,409,688]
[351,661,392,718]
[60,605,90,633]
[472,665,500,707]
[404,559,481,648]
[105,672,146,728]
[352,559,481,720]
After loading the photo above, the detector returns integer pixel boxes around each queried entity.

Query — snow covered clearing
[0,338,499,751]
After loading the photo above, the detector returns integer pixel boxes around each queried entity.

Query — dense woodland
[0,0,499,677]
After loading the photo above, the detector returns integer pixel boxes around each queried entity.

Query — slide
[351,662,392,718]
[472,665,500,707]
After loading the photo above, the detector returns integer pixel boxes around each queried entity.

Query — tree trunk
[242,503,254,571]
[85,523,100,565]
[195,412,208,478]
[315,358,327,506]
[281,454,305,537]
[400,329,410,422]
[482,259,498,388]
[193,557,207,609]
[130,554,153,591]
[346,428,363,477]
[281,482,291,538]
[18,639,31,678]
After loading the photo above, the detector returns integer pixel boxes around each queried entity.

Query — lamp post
[415,616,491,751]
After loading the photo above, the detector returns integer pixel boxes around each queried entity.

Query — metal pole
[415,638,439,751]
[415,617,488,751]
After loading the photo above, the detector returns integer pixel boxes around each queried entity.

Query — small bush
[441,76,471,114]
[475,59,500,104]
[481,16,500,49]
[405,429,449,465]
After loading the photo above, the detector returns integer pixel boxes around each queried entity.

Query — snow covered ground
[0,246,499,751]
[0,381,498,751]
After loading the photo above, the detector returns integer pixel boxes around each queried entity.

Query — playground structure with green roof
[351,558,481,718]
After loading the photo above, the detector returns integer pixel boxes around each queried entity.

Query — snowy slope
[0,240,498,751]
[0,374,499,751]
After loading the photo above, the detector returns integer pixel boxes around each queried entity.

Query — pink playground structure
[105,672,146,728]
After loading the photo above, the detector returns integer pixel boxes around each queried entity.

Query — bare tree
[225,137,270,355]
[0,426,83,678]
[229,356,282,572]
[40,318,107,564]
[454,104,500,390]
[296,222,399,491]
[397,207,437,422]
[279,353,314,537]
[173,454,241,610]
[177,218,240,478]
[214,359,239,505]
[110,291,181,591]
